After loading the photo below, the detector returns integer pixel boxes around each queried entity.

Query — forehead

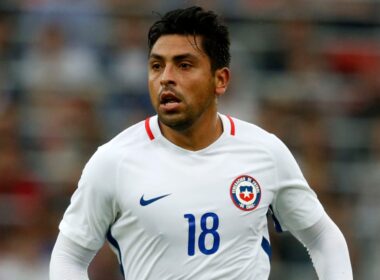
[150,34,206,58]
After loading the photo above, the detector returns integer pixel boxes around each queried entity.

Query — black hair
[148,6,230,71]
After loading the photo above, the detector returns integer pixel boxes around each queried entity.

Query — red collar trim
[226,115,235,136]
[145,117,155,140]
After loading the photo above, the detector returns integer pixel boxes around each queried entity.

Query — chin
[158,113,193,131]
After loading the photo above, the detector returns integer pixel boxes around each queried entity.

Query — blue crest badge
[230,175,261,211]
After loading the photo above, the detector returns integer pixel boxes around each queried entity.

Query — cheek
[148,75,160,93]
[192,79,215,101]
[148,79,159,106]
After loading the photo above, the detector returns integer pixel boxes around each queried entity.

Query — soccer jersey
[59,114,324,280]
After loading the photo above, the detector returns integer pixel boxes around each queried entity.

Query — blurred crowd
[1,1,380,279]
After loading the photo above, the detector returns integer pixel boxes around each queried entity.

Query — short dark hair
[148,6,230,71]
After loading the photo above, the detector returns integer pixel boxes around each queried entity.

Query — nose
[160,64,176,86]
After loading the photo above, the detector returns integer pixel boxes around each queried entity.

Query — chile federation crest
[230,175,261,211]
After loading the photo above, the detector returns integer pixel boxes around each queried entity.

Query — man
[50,6,353,279]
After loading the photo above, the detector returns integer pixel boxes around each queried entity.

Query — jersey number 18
[184,212,220,256]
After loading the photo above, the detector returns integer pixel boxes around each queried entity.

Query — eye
[179,62,192,70]
[150,62,162,71]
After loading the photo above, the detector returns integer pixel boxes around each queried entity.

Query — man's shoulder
[89,118,153,164]
[228,115,274,141]
[103,118,152,150]
[225,115,288,153]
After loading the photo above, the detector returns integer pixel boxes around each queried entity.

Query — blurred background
[0,0,379,279]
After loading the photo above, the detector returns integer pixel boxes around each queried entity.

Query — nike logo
[140,194,171,206]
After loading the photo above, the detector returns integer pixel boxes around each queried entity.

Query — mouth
[159,91,182,112]
[160,91,181,105]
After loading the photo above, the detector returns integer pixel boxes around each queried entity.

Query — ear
[214,67,230,96]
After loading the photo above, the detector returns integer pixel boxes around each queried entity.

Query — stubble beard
[157,109,196,131]
[157,96,216,132]
[154,81,217,132]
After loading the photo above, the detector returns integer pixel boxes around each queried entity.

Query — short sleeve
[59,145,119,250]
[270,135,324,232]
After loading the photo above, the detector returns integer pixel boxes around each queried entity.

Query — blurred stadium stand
[1,1,380,279]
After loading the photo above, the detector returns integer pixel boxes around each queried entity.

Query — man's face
[148,34,218,131]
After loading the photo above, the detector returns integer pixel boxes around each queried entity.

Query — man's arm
[292,213,353,280]
[50,233,97,280]
[50,145,120,279]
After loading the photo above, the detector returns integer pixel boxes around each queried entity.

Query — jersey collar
[145,113,235,142]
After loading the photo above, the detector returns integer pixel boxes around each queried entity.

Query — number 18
[184,212,220,256]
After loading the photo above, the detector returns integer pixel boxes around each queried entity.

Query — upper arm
[59,146,120,250]
[270,135,324,231]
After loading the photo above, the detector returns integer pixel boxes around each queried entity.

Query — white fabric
[49,233,96,280]
[292,213,353,280]
[53,114,345,279]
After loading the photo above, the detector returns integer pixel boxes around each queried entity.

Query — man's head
[147,6,231,133]
[148,6,230,72]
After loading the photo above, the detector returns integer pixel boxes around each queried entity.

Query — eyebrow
[149,53,199,63]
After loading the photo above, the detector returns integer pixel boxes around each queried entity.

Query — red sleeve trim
[226,115,236,136]
[145,117,155,140]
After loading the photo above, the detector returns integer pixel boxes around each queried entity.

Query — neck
[159,112,223,151]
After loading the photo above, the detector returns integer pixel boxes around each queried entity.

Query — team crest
[230,175,261,211]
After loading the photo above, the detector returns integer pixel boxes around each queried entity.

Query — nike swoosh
[140,194,171,206]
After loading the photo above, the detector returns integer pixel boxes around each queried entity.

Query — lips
[160,91,181,105]
[159,91,182,111]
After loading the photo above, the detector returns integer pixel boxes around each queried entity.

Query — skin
[148,34,230,151]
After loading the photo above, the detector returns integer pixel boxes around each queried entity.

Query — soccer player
[50,6,353,280]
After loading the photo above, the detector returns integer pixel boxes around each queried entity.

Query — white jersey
[59,114,324,280]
